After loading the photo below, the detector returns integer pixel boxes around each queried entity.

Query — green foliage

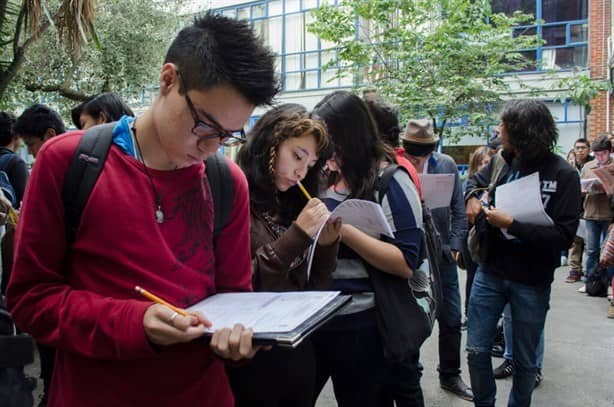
[310,0,542,141]
[554,71,611,115]
[1,0,183,117]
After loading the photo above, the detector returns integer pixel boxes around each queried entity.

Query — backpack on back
[62,123,235,245]
[0,154,17,209]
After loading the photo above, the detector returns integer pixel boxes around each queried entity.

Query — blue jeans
[502,304,545,368]
[467,269,550,407]
[437,252,463,377]
[584,219,610,281]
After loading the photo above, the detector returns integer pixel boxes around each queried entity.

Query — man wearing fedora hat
[402,119,473,401]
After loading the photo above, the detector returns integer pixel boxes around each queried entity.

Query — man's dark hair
[13,104,65,140]
[71,93,134,129]
[500,100,557,163]
[574,138,590,148]
[164,11,279,106]
[591,134,611,152]
[0,112,17,147]
[363,96,401,147]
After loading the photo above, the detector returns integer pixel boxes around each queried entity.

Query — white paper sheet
[495,172,554,239]
[419,173,455,209]
[580,177,603,194]
[187,291,340,333]
[306,199,394,278]
[591,163,614,195]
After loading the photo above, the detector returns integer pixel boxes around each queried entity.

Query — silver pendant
[155,207,164,224]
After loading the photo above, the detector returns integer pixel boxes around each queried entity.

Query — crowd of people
[0,11,609,407]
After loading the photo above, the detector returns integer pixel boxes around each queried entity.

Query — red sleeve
[6,134,155,360]
[213,159,253,293]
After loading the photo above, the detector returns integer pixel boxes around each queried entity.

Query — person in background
[459,146,491,326]
[0,112,29,207]
[401,119,472,401]
[13,104,65,158]
[465,99,580,407]
[362,94,423,199]
[566,138,593,283]
[578,135,613,294]
[229,104,339,406]
[312,91,425,406]
[6,12,278,407]
[71,92,135,130]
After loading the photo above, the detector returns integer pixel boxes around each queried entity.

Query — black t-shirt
[0,148,29,208]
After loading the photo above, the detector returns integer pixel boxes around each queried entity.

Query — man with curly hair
[464,100,581,407]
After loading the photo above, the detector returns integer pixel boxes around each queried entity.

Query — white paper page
[305,199,393,278]
[419,173,455,209]
[187,291,339,333]
[495,172,553,239]
[592,164,614,195]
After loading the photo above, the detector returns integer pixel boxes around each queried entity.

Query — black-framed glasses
[177,71,246,147]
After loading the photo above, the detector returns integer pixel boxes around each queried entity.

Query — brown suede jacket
[250,211,338,291]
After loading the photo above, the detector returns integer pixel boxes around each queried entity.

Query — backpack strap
[62,123,115,246]
[205,151,234,239]
[376,163,408,205]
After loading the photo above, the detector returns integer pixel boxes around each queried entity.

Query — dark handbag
[367,165,441,364]
[586,266,608,297]
[467,211,491,263]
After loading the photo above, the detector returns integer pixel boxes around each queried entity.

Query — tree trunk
[0,48,25,101]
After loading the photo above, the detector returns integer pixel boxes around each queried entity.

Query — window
[492,0,588,72]
[215,0,345,92]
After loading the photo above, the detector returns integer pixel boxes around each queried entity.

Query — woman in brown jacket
[228,104,341,406]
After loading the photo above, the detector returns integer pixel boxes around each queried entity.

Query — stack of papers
[187,291,351,347]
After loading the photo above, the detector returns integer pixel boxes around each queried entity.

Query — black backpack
[367,164,443,364]
[62,123,235,245]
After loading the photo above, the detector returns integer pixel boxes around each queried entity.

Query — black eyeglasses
[177,71,246,147]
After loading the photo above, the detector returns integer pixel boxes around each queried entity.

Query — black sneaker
[493,359,514,379]
[534,368,543,388]
[491,344,504,358]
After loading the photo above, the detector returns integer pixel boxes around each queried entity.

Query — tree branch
[24,82,90,101]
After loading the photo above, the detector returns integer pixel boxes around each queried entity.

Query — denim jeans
[584,219,611,281]
[502,304,545,368]
[436,252,463,378]
[467,269,551,407]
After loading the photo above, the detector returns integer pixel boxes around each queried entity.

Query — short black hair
[164,11,279,106]
[591,134,611,152]
[363,95,401,148]
[71,93,134,129]
[574,138,590,148]
[500,100,557,164]
[0,112,17,147]
[13,104,65,140]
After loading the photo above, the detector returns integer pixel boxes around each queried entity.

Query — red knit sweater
[7,131,252,406]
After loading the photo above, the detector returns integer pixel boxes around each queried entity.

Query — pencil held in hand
[297,180,312,200]
[135,286,189,317]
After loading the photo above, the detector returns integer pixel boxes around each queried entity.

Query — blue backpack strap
[205,152,234,240]
[62,123,115,246]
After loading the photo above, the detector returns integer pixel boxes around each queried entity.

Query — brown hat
[402,119,439,144]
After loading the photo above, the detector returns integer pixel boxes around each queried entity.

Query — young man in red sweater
[7,12,278,406]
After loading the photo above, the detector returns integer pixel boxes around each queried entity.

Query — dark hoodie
[465,150,581,287]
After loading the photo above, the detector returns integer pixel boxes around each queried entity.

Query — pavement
[316,266,614,407]
[24,266,614,406]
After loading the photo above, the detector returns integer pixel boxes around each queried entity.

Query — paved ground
[24,266,613,406]
[316,266,614,407]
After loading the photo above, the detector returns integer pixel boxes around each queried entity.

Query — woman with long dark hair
[312,91,425,406]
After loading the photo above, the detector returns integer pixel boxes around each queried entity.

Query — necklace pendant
[155,207,164,224]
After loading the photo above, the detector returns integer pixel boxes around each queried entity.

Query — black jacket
[465,150,581,287]
[0,148,28,207]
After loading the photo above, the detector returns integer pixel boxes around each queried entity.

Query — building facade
[180,0,610,160]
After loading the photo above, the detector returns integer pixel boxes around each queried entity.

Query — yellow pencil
[296,180,312,200]
[134,286,190,317]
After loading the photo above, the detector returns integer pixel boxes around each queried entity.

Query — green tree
[0,0,96,102]
[309,0,542,141]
